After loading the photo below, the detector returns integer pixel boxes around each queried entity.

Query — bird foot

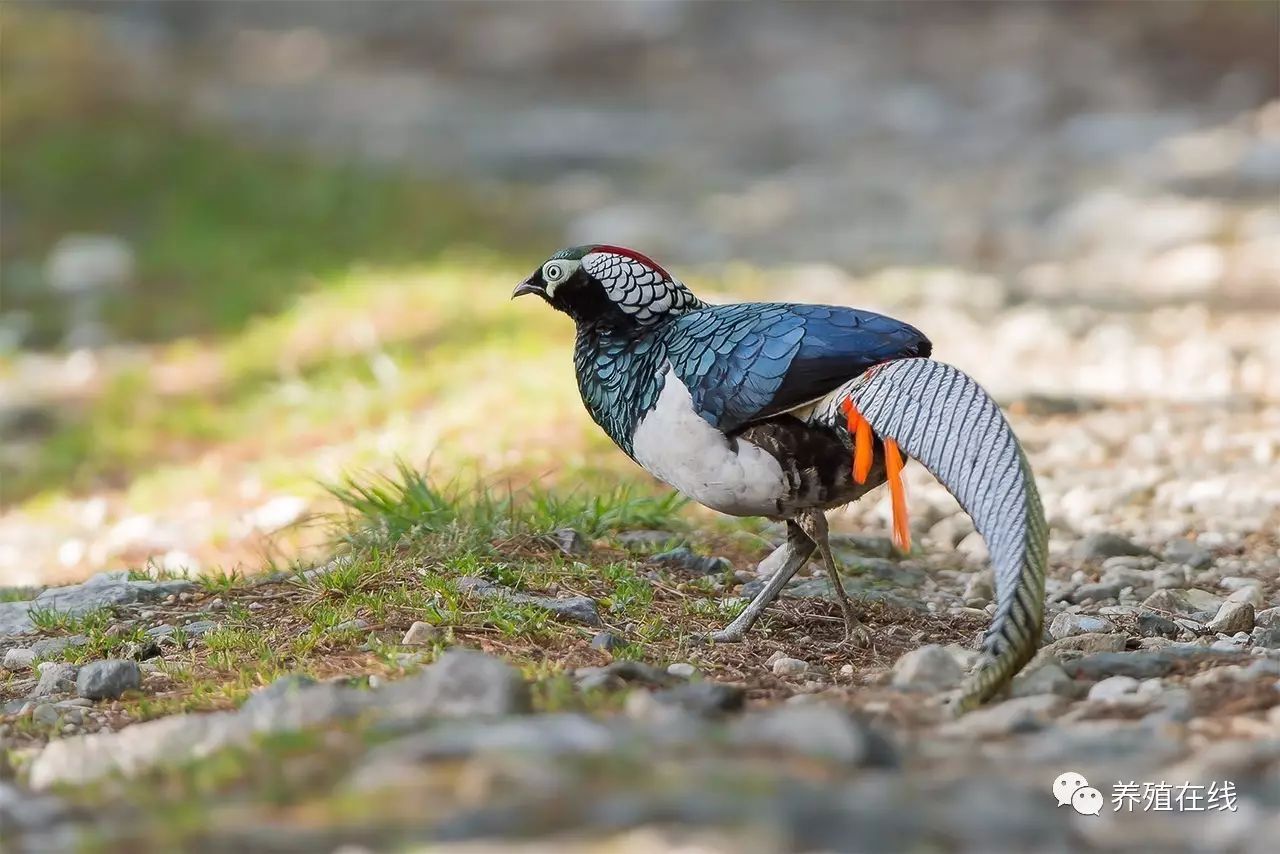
[839,618,872,649]
[693,628,745,645]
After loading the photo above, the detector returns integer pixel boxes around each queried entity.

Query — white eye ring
[543,262,566,283]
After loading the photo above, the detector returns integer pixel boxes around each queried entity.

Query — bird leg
[797,508,871,647]
[702,520,814,643]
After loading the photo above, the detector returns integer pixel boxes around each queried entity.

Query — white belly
[631,368,787,517]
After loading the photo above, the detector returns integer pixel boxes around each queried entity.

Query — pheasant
[514,244,1046,708]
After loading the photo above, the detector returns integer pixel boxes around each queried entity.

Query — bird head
[513,244,703,329]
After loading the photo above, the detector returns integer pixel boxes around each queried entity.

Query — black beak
[512,276,544,299]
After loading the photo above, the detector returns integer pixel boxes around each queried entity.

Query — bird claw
[841,620,872,649]
[693,629,744,645]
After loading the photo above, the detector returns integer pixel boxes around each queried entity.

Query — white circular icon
[1071,786,1104,816]
[1052,771,1090,807]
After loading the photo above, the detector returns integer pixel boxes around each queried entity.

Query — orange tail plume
[884,437,910,553]
[841,396,873,484]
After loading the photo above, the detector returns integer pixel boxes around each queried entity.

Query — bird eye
[543,262,564,282]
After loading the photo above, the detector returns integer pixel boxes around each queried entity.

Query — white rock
[1088,675,1140,702]
[771,657,809,678]
[666,662,697,679]
[1206,601,1254,635]
[3,648,35,670]
[892,645,963,691]
[1225,585,1264,609]
[401,622,441,645]
[1049,612,1118,640]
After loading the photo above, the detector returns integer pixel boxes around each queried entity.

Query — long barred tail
[814,358,1048,711]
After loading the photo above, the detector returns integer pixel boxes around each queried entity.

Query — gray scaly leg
[703,520,814,643]
[798,509,871,647]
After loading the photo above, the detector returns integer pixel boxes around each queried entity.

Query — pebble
[549,527,588,556]
[771,657,809,678]
[1049,612,1118,640]
[401,621,442,645]
[30,663,78,698]
[3,648,35,670]
[1140,588,1223,617]
[76,659,142,700]
[1011,663,1075,698]
[891,645,962,691]
[1136,613,1180,638]
[589,631,624,652]
[1048,632,1127,654]
[645,681,745,718]
[647,547,731,575]
[1205,601,1254,634]
[666,662,697,679]
[1255,606,1280,629]
[1225,585,1264,609]
[31,703,59,726]
[1074,533,1151,561]
[1163,538,1214,569]
[1087,675,1140,702]
[961,571,993,606]
[326,619,370,635]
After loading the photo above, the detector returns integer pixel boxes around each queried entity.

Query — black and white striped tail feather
[813,357,1048,710]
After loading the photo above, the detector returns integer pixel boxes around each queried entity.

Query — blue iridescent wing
[664,303,931,433]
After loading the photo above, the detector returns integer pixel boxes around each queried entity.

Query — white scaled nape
[631,368,787,516]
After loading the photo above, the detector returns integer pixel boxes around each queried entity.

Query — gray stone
[3,647,35,670]
[1141,588,1224,617]
[549,527,588,556]
[76,659,141,700]
[1069,582,1123,604]
[646,681,745,718]
[589,631,624,652]
[1011,663,1076,698]
[401,621,442,645]
[615,530,682,551]
[456,576,602,626]
[30,663,78,698]
[325,618,370,635]
[351,714,617,788]
[182,620,219,637]
[379,649,531,721]
[145,623,176,637]
[1163,538,1214,569]
[1049,612,1118,640]
[961,571,994,606]
[1063,647,1240,680]
[892,644,963,691]
[1137,613,1181,638]
[31,575,194,618]
[1087,675,1140,701]
[1047,632,1128,654]
[241,674,317,712]
[666,662,697,679]
[647,547,731,575]
[829,533,896,559]
[29,634,87,658]
[31,703,59,726]
[1251,625,1280,649]
[574,660,672,691]
[730,704,895,766]
[1254,607,1280,629]
[940,695,1066,737]
[1074,534,1151,561]
[0,600,35,639]
[1205,601,1254,634]
[771,657,809,678]
[241,677,368,731]
[28,710,246,789]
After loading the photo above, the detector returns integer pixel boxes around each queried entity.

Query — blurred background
[2,0,1278,588]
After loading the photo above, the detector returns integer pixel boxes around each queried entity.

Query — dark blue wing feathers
[664,303,931,432]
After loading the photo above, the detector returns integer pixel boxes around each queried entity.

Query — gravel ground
[1,6,1277,850]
